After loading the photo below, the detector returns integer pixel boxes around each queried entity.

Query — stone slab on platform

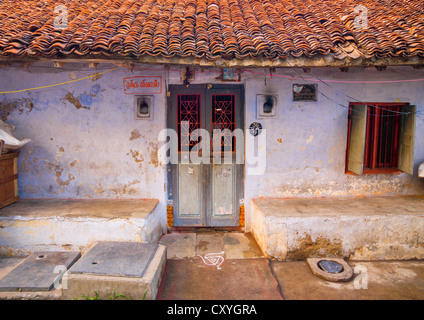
[63,242,167,300]
[69,241,158,277]
[0,251,80,292]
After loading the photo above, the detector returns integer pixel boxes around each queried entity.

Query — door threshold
[168,226,244,233]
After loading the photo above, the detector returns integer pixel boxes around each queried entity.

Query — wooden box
[0,151,19,209]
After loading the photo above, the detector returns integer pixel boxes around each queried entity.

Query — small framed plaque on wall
[293,84,317,102]
[221,68,241,81]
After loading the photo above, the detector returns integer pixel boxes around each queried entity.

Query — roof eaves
[1,54,424,68]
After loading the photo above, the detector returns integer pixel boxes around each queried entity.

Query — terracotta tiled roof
[0,0,423,61]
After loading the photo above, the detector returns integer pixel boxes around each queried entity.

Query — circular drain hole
[36,255,46,259]
[318,260,344,274]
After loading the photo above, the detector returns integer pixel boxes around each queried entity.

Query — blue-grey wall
[1,63,423,230]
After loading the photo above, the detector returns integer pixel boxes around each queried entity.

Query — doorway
[167,84,244,227]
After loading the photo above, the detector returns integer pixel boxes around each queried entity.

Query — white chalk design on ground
[197,251,225,270]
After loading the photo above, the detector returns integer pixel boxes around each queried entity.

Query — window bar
[381,106,387,167]
[386,106,392,167]
[380,106,385,167]
[372,105,380,169]
[392,106,401,167]
[364,105,371,168]
[345,105,353,171]
[388,106,394,167]
[379,106,385,167]
[392,107,396,165]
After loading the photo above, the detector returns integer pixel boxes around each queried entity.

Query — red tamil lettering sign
[123,76,162,95]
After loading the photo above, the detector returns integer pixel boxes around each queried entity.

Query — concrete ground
[157,232,424,300]
[272,260,424,300]
[158,231,264,259]
[1,231,423,300]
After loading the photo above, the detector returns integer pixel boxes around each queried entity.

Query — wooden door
[167,84,244,227]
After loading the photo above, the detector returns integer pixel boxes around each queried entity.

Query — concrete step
[0,199,165,255]
[251,196,424,260]
[62,241,166,300]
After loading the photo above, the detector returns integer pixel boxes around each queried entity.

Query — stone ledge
[251,196,424,261]
[252,196,424,218]
[0,199,165,256]
[0,199,159,219]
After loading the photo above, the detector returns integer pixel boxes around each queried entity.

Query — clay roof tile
[0,0,422,62]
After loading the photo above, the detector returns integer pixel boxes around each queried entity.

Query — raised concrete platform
[62,241,167,300]
[251,196,424,261]
[0,199,166,256]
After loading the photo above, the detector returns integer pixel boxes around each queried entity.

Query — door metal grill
[212,94,236,152]
[177,94,201,152]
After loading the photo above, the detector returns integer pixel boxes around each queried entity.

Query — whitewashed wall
[1,63,424,231]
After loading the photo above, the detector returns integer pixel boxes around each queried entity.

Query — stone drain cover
[318,260,344,274]
[307,258,353,282]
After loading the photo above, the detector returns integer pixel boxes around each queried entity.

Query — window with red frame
[346,103,416,174]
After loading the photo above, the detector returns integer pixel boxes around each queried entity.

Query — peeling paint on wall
[94,183,105,196]
[0,97,34,120]
[69,160,78,167]
[148,142,160,168]
[63,92,88,110]
[128,149,144,169]
[91,73,102,82]
[109,179,141,197]
[62,84,102,110]
[129,129,142,141]
[55,169,75,189]
[328,147,336,163]
[306,135,314,144]
[0,65,166,205]
[69,72,77,80]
